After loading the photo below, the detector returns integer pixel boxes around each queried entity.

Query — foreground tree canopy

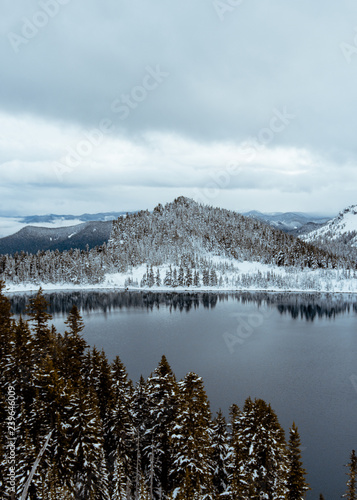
[0,286,353,499]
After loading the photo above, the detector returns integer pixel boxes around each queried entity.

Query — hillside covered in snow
[0,197,356,292]
[300,205,357,260]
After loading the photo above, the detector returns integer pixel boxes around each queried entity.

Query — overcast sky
[1,0,357,216]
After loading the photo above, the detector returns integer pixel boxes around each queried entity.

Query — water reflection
[8,290,357,320]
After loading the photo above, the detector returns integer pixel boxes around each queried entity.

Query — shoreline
[4,284,357,296]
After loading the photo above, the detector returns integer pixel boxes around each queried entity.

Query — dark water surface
[11,291,357,499]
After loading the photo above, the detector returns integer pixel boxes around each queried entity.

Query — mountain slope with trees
[300,205,357,260]
[0,197,354,288]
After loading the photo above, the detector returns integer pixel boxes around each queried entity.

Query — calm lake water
[10,291,357,499]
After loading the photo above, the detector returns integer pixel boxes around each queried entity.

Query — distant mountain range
[0,221,113,255]
[0,211,128,239]
[242,210,331,234]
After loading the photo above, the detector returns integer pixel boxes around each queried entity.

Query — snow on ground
[4,260,357,294]
[0,217,85,238]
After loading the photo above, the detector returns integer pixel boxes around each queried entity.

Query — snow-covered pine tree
[211,410,230,498]
[193,270,200,287]
[202,268,210,286]
[66,387,110,499]
[210,269,218,287]
[287,422,310,499]
[184,268,193,287]
[231,397,289,499]
[171,372,213,499]
[342,449,357,500]
[108,356,134,497]
[144,355,179,498]
[61,305,88,387]
[164,266,173,287]
[177,266,185,287]
[172,268,178,287]
[26,288,53,357]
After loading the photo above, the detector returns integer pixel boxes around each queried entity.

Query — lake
[10,290,357,499]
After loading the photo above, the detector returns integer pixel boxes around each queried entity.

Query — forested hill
[108,196,343,270]
[0,197,352,287]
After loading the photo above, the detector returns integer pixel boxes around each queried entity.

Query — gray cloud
[1,0,357,216]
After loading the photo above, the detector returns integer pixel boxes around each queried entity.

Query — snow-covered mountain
[300,205,357,259]
[0,212,128,238]
[0,221,113,255]
[243,210,331,233]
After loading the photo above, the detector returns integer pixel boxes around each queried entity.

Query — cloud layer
[1,0,357,215]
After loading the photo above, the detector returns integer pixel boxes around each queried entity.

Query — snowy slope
[302,205,357,246]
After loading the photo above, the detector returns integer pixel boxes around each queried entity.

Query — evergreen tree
[231,397,288,499]
[177,266,185,287]
[62,305,88,387]
[164,266,173,287]
[343,450,357,500]
[287,422,310,499]
[26,287,53,357]
[171,372,213,499]
[184,268,193,287]
[211,410,230,498]
[66,388,110,499]
[144,355,179,497]
[202,268,210,286]
[194,270,200,287]
[109,356,134,496]
[156,269,162,287]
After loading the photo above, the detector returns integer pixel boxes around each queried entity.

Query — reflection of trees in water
[8,291,357,321]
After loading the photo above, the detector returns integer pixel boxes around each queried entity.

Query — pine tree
[26,287,53,357]
[231,397,288,499]
[343,450,357,500]
[61,305,88,387]
[171,372,213,499]
[177,266,185,287]
[109,356,134,496]
[144,355,179,497]
[184,268,193,287]
[66,388,110,499]
[156,269,162,287]
[193,270,200,287]
[210,269,218,286]
[211,410,230,498]
[287,422,310,499]
[202,268,210,286]
[164,266,173,287]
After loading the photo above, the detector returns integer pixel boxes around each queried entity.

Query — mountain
[300,205,357,259]
[107,197,342,270]
[0,197,353,288]
[20,211,126,224]
[0,221,113,255]
[0,211,129,238]
[242,210,331,233]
